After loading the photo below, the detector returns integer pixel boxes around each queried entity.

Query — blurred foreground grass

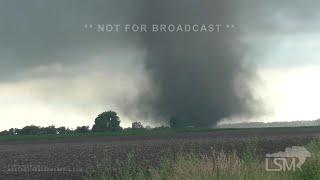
[86,138,320,180]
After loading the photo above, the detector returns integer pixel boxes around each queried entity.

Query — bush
[295,154,320,180]
[0,130,9,136]
[41,125,57,135]
[75,126,90,133]
[132,122,144,129]
[57,127,67,135]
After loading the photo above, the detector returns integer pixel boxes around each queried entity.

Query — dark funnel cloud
[136,0,259,127]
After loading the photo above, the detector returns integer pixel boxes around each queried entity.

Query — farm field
[0,127,320,180]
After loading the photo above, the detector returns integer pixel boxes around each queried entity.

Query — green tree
[20,125,41,135]
[75,126,90,133]
[57,127,67,135]
[92,111,122,132]
[132,122,144,129]
[9,128,18,135]
[41,125,57,134]
[0,130,8,136]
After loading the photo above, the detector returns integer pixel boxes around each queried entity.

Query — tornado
[136,0,259,127]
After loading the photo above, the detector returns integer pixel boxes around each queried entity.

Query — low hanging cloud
[0,57,144,130]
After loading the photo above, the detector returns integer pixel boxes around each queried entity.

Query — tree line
[0,110,150,136]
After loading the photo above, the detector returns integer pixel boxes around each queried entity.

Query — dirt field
[0,127,320,180]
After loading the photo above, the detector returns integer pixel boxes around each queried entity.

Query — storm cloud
[133,0,260,127]
[0,0,320,129]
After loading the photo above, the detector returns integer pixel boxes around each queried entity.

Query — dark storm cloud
[133,0,259,127]
[1,0,319,77]
[133,0,320,127]
[0,0,140,81]
[237,0,320,35]
[1,0,319,80]
[1,0,320,127]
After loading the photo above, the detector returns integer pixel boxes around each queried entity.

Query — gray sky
[1,0,320,130]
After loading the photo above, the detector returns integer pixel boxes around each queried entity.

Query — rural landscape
[1,0,320,179]
[0,111,320,179]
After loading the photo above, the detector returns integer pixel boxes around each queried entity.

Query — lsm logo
[265,146,311,171]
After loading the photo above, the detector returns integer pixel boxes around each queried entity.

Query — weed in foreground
[86,138,320,180]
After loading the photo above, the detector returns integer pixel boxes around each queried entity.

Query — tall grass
[86,138,320,180]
